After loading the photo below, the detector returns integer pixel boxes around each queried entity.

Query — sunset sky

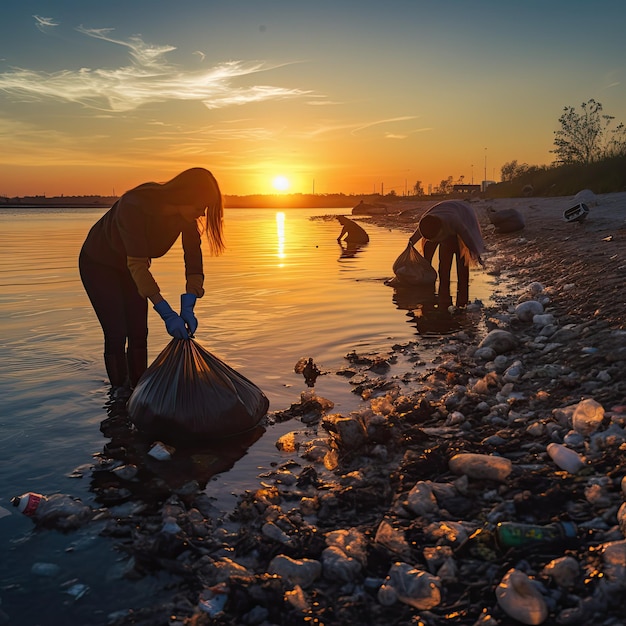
[2,1,626,198]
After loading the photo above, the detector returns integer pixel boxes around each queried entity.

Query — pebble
[449,452,513,482]
[546,443,586,473]
[496,568,548,625]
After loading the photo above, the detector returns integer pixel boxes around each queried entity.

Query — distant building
[481,180,496,192]
[453,184,481,195]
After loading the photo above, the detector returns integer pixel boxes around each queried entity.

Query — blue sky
[1,0,625,196]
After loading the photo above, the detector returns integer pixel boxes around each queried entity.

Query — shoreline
[19,192,626,625]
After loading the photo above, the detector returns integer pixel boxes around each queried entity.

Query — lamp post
[484,148,487,183]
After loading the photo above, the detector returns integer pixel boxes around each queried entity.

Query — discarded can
[495,521,578,549]
[11,492,47,517]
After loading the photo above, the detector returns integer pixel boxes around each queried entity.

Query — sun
[272,175,290,192]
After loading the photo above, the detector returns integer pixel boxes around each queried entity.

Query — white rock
[573,189,598,206]
[333,416,367,449]
[533,313,555,327]
[600,539,626,581]
[325,528,368,565]
[473,346,496,361]
[268,554,322,589]
[496,568,548,625]
[515,300,544,322]
[321,545,362,582]
[477,329,517,354]
[503,360,524,383]
[546,443,585,474]
[375,520,411,560]
[449,453,513,482]
[541,556,579,588]
[406,481,440,518]
[261,521,292,544]
[380,562,441,610]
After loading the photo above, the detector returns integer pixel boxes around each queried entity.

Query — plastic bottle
[11,492,47,517]
[495,521,577,549]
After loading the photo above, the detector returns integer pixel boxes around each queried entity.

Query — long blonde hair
[129,167,225,255]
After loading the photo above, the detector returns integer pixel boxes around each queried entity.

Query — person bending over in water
[336,215,370,244]
[409,200,484,308]
[79,167,225,399]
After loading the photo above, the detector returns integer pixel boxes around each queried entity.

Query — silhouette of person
[79,168,225,400]
[336,215,370,244]
[409,200,484,308]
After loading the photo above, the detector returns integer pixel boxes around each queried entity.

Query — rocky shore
[19,192,626,626]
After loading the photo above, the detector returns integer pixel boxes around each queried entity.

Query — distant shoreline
[0,202,114,209]
[0,193,443,211]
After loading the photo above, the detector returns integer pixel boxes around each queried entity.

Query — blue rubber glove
[180,293,198,335]
[154,300,188,339]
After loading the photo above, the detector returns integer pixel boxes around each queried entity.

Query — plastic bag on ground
[487,207,525,233]
[388,243,437,287]
[128,338,269,442]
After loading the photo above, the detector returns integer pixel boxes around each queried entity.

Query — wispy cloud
[33,15,59,32]
[385,127,433,139]
[351,116,418,135]
[0,23,312,113]
[300,116,423,139]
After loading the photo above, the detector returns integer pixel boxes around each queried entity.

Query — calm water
[0,206,495,624]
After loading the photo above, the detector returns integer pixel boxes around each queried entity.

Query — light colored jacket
[410,200,485,267]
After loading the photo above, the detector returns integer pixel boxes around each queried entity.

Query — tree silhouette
[552,99,626,165]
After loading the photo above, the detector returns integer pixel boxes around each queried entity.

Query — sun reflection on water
[276,211,285,263]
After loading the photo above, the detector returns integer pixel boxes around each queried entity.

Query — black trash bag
[127,338,269,442]
[387,242,437,287]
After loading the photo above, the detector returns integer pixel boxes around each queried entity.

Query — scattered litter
[64,582,89,601]
[563,202,589,223]
[147,441,175,461]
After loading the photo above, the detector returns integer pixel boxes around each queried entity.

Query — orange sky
[2,2,626,197]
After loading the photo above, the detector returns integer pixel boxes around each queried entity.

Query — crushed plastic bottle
[572,398,605,436]
[11,491,93,529]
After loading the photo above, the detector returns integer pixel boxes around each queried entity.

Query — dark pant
[79,250,148,388]
[423,236,469,308]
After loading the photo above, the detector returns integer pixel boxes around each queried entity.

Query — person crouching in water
[79,167,225,400]
[336,215,370,244]
[408,200,485,308]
